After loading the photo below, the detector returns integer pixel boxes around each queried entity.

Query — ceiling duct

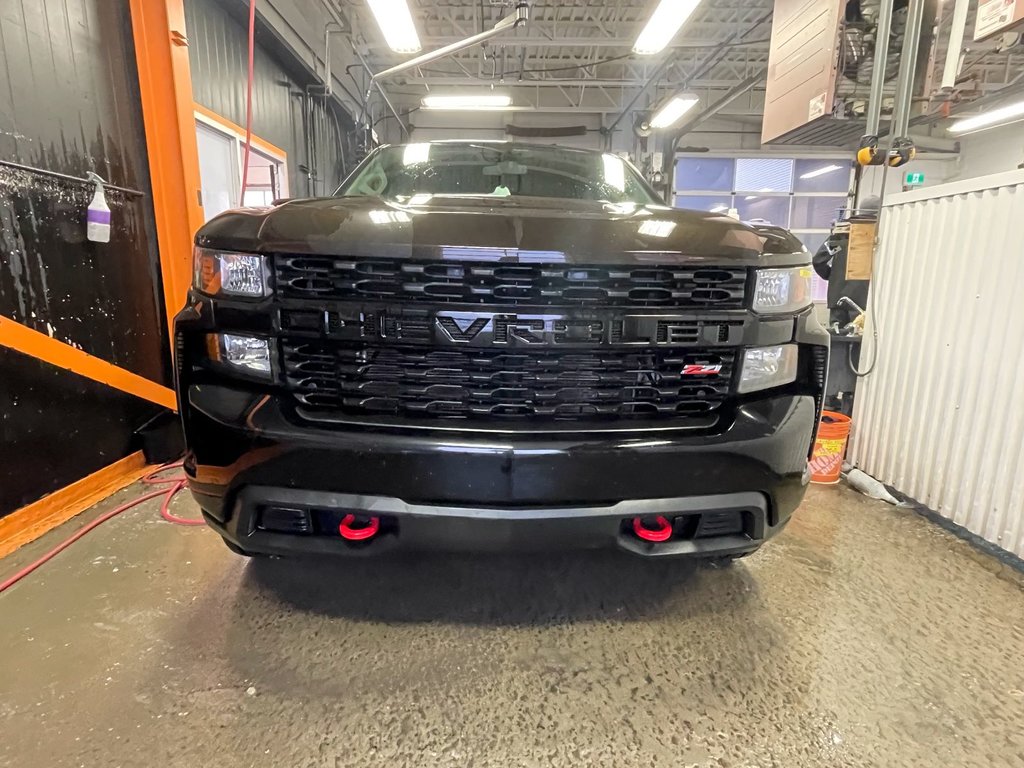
[761,0,926,147]
[505,124,588,138]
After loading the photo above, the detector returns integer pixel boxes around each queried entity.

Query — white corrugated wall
[850,169,1024,559]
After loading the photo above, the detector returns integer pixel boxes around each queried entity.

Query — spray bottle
[86,172,111,243]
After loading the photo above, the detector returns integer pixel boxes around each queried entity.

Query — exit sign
[905,171,925,186]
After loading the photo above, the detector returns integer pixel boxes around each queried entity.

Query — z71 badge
[681,363,724,375]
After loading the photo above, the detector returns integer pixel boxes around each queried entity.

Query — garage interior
[1,0,1024,765]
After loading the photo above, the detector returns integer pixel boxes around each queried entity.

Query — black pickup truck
[175,141,828,561]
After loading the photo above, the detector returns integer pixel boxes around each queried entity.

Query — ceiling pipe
[864,0,896,137]
[370,3,529,82]
[604,57,675,135]
[350,44,410,136]
[940,0,971,91]
[658,70,767,202]
[606,10,771,137]
[674,69,767,137]
[324,22,343,96]
[891,0,927,138]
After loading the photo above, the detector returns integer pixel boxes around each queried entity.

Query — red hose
[238,0,257,206]
[143,462,204,526]
[0,463,199,595]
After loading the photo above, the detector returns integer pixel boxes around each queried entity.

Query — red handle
[632,515,672,542]
[339,514,380,541]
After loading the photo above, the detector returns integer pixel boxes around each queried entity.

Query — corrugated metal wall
[850,170,1024,558]
[184,0,356,196]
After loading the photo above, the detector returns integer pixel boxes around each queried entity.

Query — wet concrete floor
[1,483,1023,767]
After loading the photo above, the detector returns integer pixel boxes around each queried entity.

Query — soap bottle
[86,172,111,243]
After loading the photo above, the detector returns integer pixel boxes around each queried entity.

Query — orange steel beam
[128,0,206,353]
[0,315,177,410]
[0,451,152,560]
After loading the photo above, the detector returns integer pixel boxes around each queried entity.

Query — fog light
[738,344,798,393]
[208,333,272,377]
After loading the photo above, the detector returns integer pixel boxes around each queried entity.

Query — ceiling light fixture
[633,0,703,55]
[366,0,421,54]
[948,99,1024,134]
[649,93,700,129]
[421,94,513,110]
[800,164,843,179]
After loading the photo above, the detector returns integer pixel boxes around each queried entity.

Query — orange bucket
[809,411,852,484]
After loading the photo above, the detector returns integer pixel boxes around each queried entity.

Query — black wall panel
[184,0,356,197]
[0,0,169,383]
[0,347,161,514]
[0,0,169,518]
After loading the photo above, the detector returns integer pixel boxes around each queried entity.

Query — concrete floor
[1,485,1023,768]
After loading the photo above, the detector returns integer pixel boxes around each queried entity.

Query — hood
[195,196,806,267]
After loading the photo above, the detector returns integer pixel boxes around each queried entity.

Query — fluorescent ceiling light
[634,0,703,55]
[709,204,729,213]
[649,93,699,129]
[800,164,842,179]
[421,94,513,110]
[366,0,421,53]
[948,99,1024,134]
[602,154,626,191]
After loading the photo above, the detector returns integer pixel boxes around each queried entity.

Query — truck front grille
[281,341,736,422]
[274,256,748,309]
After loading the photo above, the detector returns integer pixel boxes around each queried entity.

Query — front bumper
[182,384,817,558]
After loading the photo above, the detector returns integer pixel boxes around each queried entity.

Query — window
[735,196,790,227]
[673,153,851,301]
[792,196,847,229]
[674,194,732,214]
[734,158,794,193]
[340,144,661,205]
[794,160,850,193]
[241,150,282,207]
[195,122,239,221]
[674,157,734,192]
[194,107,288,222]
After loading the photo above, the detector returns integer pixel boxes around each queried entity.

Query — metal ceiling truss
[351,0,775,119]
[348,0,1024,131]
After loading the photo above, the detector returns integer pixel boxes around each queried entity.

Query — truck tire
[705,548,760,568]
[221,537,258,558]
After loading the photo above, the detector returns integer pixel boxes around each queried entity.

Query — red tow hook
[632,515,673,542]
[338,514,381,541]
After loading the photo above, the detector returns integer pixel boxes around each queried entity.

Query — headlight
[752,267,812,314]
[738,344,798,393]
[193,247,268,297]
[207,333,272,378]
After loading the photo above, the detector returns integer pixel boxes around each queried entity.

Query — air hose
[0,463,197,595]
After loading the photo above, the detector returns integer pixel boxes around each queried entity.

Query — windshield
[337,143,661,205]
